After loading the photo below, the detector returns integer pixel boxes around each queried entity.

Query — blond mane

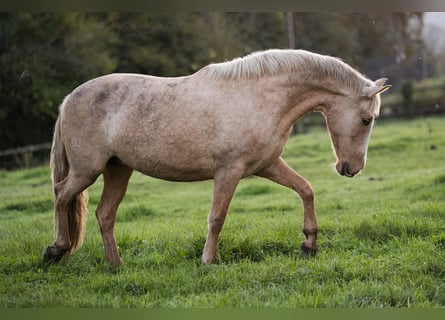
[207,49,370,92]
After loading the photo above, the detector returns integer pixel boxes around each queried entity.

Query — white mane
[207,49,370,92]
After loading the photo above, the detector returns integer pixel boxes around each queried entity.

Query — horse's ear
[361,79,391,97]
[374,78,388,86]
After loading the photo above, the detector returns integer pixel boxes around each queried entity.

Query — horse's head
[323,78,391,177]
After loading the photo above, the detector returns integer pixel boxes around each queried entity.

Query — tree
[0,12,426,151]
[0,13,116,149]
[292,13,424,83]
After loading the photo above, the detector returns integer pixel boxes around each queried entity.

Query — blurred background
[1,12,444,169]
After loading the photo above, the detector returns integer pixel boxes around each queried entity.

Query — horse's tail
[50,104,88,254]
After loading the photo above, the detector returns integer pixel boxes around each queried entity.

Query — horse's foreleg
[202,169,241,265]
[257,157,318,257]
[96,163,133,266]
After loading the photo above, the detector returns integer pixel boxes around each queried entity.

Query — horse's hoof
[300,242,317,258]
[43,245,68,264]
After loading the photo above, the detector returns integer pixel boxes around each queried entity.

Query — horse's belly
[126,154,216,182]
[139,166,214,182]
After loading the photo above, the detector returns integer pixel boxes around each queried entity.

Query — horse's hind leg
[95,162,133,266]
[45,171,97,262]
[256,157,318,257]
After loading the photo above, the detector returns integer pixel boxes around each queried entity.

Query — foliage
[0,116,444,307]
[0,12,425,150]
[293,13,424,82]
[0,13,117,149]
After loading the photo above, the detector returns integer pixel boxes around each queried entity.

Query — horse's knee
[96,209,116,233]
[303,186,314,202]
[295,183,314,202]
[208,216,225,234]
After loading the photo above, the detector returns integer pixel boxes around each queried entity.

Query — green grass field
[1,116,444,307]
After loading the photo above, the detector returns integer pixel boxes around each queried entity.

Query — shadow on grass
[186,237,304,264]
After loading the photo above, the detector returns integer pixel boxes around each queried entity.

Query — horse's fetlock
[303,227,318,238]
[301,241,318,258]
[202,254,215,266]
[43,245,69,264]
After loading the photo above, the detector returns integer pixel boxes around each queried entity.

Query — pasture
[0,115,444,307]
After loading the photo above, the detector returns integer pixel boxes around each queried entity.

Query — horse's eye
[362,118,372,126]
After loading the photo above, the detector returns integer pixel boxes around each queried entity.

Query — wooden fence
[0,142,51,170]
[380,84,445,118]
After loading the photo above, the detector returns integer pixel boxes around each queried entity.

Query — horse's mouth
[339,161,358,178]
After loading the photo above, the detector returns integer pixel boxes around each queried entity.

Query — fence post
[0,142,51,170]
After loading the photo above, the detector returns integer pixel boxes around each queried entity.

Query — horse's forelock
[371,94,382,118]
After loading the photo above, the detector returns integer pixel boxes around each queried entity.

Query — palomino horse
[44,49,390,266]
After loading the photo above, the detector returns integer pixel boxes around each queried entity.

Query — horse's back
[59,73,224,180]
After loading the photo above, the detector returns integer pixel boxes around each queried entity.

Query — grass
[0,116,444,307]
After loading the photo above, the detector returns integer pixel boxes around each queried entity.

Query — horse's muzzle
[339,161,358,178]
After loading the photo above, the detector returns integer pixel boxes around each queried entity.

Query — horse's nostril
[341,162,349,176]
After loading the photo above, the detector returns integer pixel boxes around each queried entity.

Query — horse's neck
[274,74,341,128]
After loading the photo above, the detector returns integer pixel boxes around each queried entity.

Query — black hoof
[300,242,318,258]
[43,245,68,265]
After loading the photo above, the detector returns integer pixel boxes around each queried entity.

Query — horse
[43,49,390,266]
